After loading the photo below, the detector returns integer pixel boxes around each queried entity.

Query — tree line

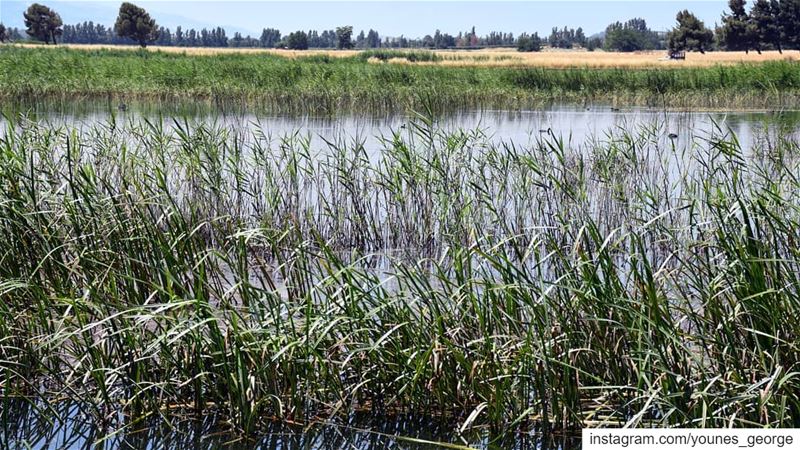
[548,27,588,49]
[2,0,799,53]
[604,19,665,51]
[718,0,800,53]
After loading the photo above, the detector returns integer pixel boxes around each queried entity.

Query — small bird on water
[668,133,678,139]
[118,103,127,111]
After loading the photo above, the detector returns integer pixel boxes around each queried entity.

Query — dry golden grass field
[14,43,800,68]
[432,47,800,68]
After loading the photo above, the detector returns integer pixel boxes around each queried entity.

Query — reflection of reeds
[1,114,798,437]
[2,47,800,111]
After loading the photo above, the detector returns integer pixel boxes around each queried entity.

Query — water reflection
[3,101,800,154]
[2,401,579,450]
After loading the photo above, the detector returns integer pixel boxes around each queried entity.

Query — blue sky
[1,1,729,37]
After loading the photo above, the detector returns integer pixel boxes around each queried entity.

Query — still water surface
[5,103,800,152]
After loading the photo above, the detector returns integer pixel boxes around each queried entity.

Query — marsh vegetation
[1,106,799,449]
[2,47,800,112]
[1,14,800,442]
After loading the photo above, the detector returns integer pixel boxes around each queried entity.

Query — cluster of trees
[163,27,229,47]
[335,26,354,49]
[604,18,664,51]
[517,33,543,52]
[6,0,800,54]
[284,31,308,50]
[452,27,480,47]
[585,37,604,51]
[62,22,380,49]
[382,36,413,48]
[261,28,518,50]
[9,1,371,49]
[355,29,382,48]
[422,30,456,48]
[1,4,518,51]
[281,27,358,50]
[259,28,281,47]
[420,28,480,48]
[62,22,130,45]
[62,22,233,47]
[718,0,800,53]
[0,23,25,42]
[483,31,518,47]
[548,26,587,48]
[417,28,516,48]
[228,32,261,48]
[305,30,339,48]
[668,10,714,53]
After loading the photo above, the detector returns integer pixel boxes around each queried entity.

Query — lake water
[5,103,800,154]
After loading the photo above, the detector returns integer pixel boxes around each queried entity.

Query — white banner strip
[583,429,800,450]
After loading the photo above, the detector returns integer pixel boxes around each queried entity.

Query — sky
[1,1,729,37]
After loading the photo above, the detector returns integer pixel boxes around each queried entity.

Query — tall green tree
[548,26,584,48]
[366,29,381,48]
[575,27,587,47]
[259,28,281,48]
[23,3,63,44]
[751,0,783,52]
[604,18,660,51]
[718,0,757,51]
[0,24,7,43]
[586,37,603,51]
[355,29,366,48]
[668,10,714,53]
[114,2,158,47]
[779,0,800,48]
[335,25,353,49]
[286,31,309,50]
[516,33,542,52]
[230,32,243,47]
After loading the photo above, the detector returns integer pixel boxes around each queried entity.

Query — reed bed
[360,49,443,63]
[0,112,798,440]
[13,43,800,68]
[2,47,800,112]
